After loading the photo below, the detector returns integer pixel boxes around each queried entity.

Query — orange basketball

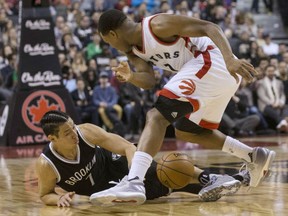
[156,152,194,189]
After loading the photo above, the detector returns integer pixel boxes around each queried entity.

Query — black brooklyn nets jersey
[41,127,116,196]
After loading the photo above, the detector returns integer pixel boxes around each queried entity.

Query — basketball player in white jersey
[37,110,250,207]
[90,9,275,205]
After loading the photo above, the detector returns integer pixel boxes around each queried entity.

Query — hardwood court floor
[0,135,288,216]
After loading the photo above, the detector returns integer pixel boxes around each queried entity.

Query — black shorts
[103,149,170,200]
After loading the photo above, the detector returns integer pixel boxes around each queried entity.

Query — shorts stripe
[199,119,219,129]
[159,88,200,112]
[194,45,214,79]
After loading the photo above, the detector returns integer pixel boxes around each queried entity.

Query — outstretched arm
[78,124,136,168]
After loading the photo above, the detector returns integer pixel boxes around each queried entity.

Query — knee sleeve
[154,95,193,123]
[175,117,211,134]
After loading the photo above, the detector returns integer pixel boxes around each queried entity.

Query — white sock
[222,136,253,162]
[128,151,153,181]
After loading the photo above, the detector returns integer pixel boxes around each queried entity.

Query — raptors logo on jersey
[179,79,196,95]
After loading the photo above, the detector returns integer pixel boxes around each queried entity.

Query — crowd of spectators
[1,0,288,139]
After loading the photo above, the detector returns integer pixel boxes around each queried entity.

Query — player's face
[57,118,79,146]
[100,32,131,53]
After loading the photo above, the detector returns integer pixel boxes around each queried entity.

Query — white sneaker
[245,147,275,187]
[90,176,146,206]
[198,175,241,202]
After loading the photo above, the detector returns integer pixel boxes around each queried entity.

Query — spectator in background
[71,78,99,125]
[220,95,260,137]
[52,0,68,18]
[277,61,288,104]
[155,1,173,14]
[238,31,251,59]
[282,52,288,65]
[257,65,288,132]
[71,51,88,76]
[92,71,125,136]
[237,79,270,132]
[84,68,99,93]
[85,32,103,61]
[277,43,287,61]
[54,15,66,50]
[90,11,101,31]
[61,24,83,49]
[134,2,151,22]
[262,33,279,57]
[62,65,77,92]
[61,33,82,53]
[119,82,143,139]
[74,15,93,47]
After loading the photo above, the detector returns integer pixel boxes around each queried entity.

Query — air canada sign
[15,90,66,145]
[22,90,66,133]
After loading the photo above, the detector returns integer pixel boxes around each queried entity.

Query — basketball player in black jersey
[36,110,248,207]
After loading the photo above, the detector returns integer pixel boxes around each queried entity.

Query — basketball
[156,152,194,189]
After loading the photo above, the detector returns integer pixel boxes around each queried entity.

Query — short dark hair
[265,64,276,71]
[40,110,69,137]
[98,9,127,35]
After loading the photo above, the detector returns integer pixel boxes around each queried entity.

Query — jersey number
[86,173,95,186]
[164,64,177,72]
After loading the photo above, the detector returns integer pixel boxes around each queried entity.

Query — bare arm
[36,156,75,206]
[112,54,155,90]
[78,124,136,168]
[151,14,234,63]
[150,14,256,82]
[127,53,156,89]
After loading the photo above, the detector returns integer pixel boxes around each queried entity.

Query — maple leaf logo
[28,95,60,123]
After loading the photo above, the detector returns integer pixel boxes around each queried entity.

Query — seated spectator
[277,61,288,104]
[71,78,99,125]
[83,68,98,93]
[257,65,288,132]
[85,32,103,61]
[62,65,77,92]
[283,52,288,65]
[119,82,143,139]
[261,33,279,57]
[74,15,93,47]
[237,79,270,132]
[220,95,260,137]
[92,71,125,136]
[71,51,88,77]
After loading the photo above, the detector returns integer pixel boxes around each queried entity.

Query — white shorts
[159,46,241,129]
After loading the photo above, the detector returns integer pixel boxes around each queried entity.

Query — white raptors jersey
[132,15,215,73]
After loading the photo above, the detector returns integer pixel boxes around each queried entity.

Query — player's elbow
[205,22,223,36]
[39,196,49,205]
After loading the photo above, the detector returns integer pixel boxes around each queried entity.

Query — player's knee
[146,108,170,127]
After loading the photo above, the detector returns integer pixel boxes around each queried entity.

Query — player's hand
[226,58,257,83]
[112,61,133,82]
[57,192,75,207]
